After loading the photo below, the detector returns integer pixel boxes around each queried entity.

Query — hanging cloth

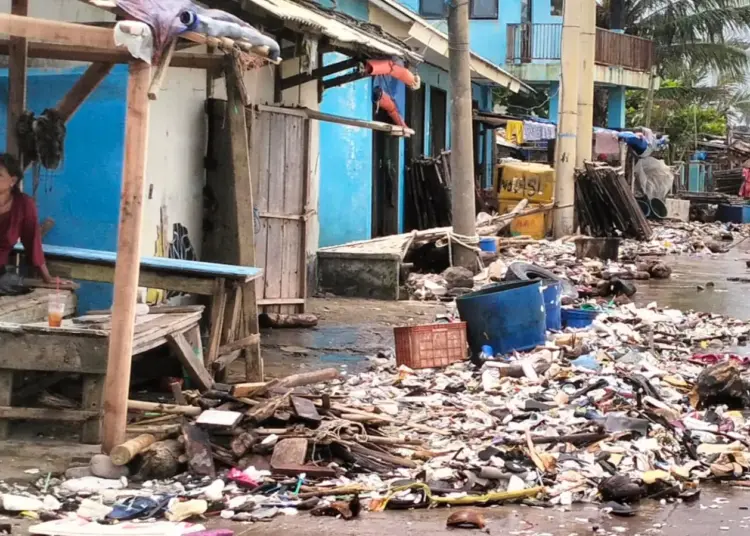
[506,120,524,144]
[594,129,620,155]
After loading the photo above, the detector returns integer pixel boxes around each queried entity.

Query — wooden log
[101,60,152,454]
[126,424,181,436]
[246,390,292,423]
[346,442,417,468]
[259,313,319,329]
[127,400,201,416]
[110,434,156,466]
[231,368,340,397]
[56,62,115,122]
[182,423,215,477]
[167,332,213,392]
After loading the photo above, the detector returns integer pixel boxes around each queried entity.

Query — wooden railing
[506,24,654,72]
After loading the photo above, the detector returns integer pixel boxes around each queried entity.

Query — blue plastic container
[456,280,546,356]
[542,282,562,331]
[717,204,750,224]
[561,308,600,328]
[479,237,497,253]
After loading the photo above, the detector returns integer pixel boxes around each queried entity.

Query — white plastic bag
[114,21,154,64]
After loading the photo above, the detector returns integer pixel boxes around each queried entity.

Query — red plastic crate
[394,322,467,369]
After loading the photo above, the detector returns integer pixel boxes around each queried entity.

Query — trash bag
[634,156,675,201]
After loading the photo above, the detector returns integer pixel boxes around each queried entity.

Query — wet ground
[6,244,750,534]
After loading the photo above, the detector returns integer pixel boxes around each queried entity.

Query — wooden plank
[0,406,98,421]
[270,438,308,467]
[221,285,242,345]
[45,259,217,296]
[56,63,115,122]
[248,109,270,301]
[182,423,216,477]
[206,278,227,367]
[0,39,223,69]
[0,13,117,50]
[0,289,76,323]
[265,113,286,307]
[257,298,305,306]
[281,114,305,314]
[128,400,201,416]
[167,332,213,392]
[226,60,262,381]
[300,118,311,312]
[102,61,152,455]
[0,331,109,373]
[7,0,28,158]
[148,39,177,100]
[0,372,13,438]
[217,333,260,356]
[184,325,205,370]
[132,315,201,356]
[81,374,104,444]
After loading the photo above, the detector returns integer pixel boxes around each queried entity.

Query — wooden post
[224,58,263,381]
[7,0,28,159]
[101,61,152,454]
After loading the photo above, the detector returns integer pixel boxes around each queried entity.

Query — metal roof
[230,0,423,63]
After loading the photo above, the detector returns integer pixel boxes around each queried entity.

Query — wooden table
[14,244,264,380]
[0,289,76,323]
[0,310,203,443]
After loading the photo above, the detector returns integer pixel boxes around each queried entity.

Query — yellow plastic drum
[495,162,555,204]
[498,200,550,239]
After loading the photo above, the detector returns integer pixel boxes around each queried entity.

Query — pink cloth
[594,130,620,155]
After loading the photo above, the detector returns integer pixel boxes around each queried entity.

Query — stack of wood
[405,151,452,230]
[117,367,437,483]
[713,168,744,194]
[575,163,653,240]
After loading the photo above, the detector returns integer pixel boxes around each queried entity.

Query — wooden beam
[0,39,223,69]
[0,406,99,422]
[101,61,152,455]
[0,13,116,50]
[7,0,28,159]
[148,39,177,100]
[56,63,115,122]
[225,59,263,381]
[279,57,360,92]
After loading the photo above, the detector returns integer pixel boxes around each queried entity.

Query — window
[551,0,563,16]
[420,0,447,19]
[470,0,498,19]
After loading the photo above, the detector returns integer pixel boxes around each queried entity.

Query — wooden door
[247,107,309,313]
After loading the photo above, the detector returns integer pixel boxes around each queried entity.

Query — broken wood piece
[110,433,156,466]
[297,485,369,499]
[271,438,308,468]
[148,39,176,100]
[271,463,336,478]
[330,403,450,436]
[291,396,322,422]
[231,368,339,397]
[170,381,187,406]
[167,332,213,392]
[259,312,318,328]
[218,334,261,358]
[182,423,216,477]
[246,389,292,423]
[195,409,242,429]
[127,400,201,417]
[346,442,417,468]
[230,432,258,458]
[126,424,181,436]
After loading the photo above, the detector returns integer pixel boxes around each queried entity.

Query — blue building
[316,0,656,248]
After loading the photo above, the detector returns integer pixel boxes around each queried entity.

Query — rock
[488,259,507,281]
[695,361,750,409]
[442,266,474,289]
[697,285,705,292]
[65,466,93,479]
[90,454,130,479]
[648,262,672,279]
[599,474,642,502]
[446,508,486,529]
[706,240,729,254]
[611,278,637,297]
[633,271,651,280]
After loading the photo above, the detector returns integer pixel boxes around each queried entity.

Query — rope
[435,231,483,269]
[312,419,370,445]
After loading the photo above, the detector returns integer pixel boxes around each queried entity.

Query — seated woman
[0,153,57,288]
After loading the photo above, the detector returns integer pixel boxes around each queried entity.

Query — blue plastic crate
[717,204,750,223]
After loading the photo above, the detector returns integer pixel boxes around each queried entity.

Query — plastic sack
[634,156,675,201]
[114,21,154,64]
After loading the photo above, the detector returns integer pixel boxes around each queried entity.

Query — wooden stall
[0,1,272,452]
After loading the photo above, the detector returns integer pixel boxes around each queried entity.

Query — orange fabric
[376,90,407,127]
[366,60,418,88]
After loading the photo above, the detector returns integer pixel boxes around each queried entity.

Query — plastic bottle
[479,345,494,360]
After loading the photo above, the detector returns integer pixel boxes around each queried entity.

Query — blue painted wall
[0,65,127,313]
[608,86,626,128]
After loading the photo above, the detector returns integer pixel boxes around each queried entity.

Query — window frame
[469,0,499,20]
[419,0,448,19]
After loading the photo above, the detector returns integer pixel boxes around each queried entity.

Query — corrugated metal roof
[234,0,423,63]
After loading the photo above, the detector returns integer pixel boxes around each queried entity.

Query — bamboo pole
[7,0,28,159]
[552,0,581,237]
[101,61,152,454]
[576,0,596,167]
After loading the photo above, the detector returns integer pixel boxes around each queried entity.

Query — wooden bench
[15,244,264,380]
[0,289,76,323]
[0,310,203,443]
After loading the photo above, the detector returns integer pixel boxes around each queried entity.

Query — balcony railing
[506,23,654,72]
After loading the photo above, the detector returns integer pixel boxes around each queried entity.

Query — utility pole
[553,0,581,237]
[576,0,595,166]
[447,0,477,268]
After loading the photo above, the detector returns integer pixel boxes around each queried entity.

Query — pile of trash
[6,301,750,533]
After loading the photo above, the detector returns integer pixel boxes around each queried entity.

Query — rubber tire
[503,261,579,299]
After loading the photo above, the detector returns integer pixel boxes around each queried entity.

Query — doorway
[372,108,400,238]
[429,87,447,156]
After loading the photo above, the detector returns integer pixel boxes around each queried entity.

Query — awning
[234,0,423,64]
[368,0,530,93]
